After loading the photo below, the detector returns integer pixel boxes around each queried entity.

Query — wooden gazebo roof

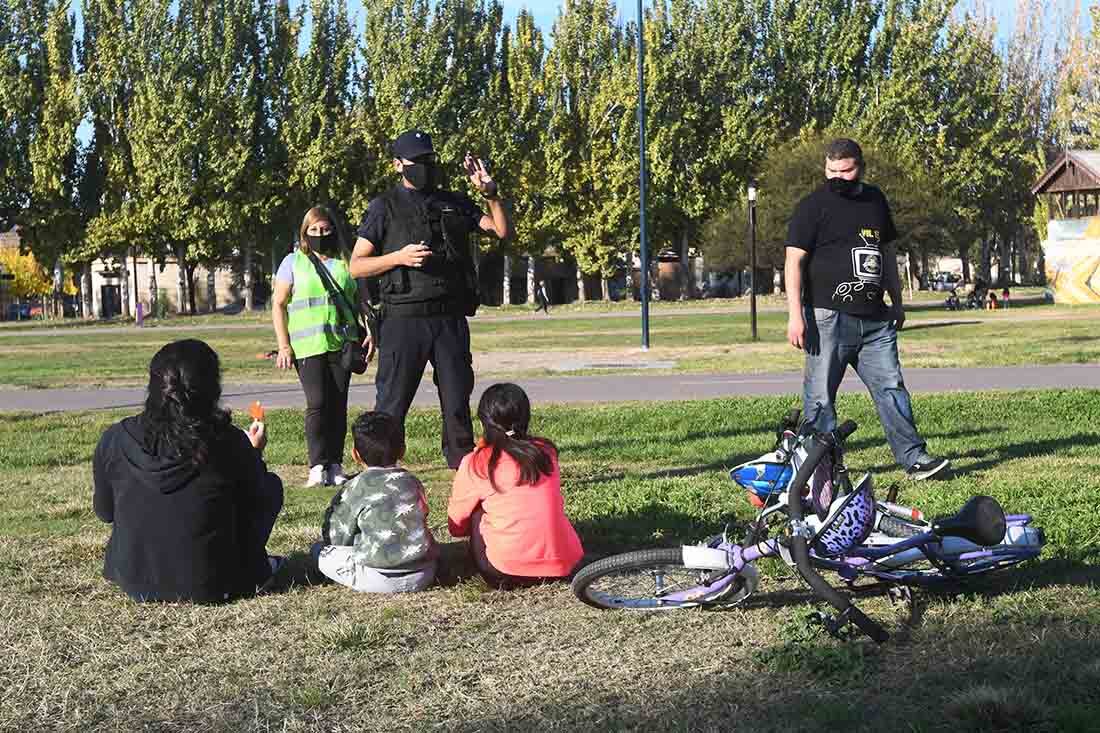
[1031,150,1100,195]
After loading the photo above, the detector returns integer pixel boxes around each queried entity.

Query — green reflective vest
[287,251,357,360]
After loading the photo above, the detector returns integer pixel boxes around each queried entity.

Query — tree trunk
[999,233,1012,286]
[575,264,586,303]
[244,244,254,311]
[960,246,971,283]
[81,264,93,319]
[601,277,610,301]
[501,255,511,306]
[979,234,993,283]
[206,267,216,313]
[186,264,198,315]
[176,246,188,314]
[120,259,131,319]
[149,264,158,318]
[526,256,536,305]
[679,230,691,300]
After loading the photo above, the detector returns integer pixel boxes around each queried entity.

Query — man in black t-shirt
[785,138,948,481]
[349,130,513,468]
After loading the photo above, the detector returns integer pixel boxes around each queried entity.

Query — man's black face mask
[826,176,862,198]
[403,161,438,191]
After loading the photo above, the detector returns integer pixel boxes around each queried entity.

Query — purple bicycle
[571,415,1045,643]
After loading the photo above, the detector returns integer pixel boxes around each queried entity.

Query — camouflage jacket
[321,466,435,569]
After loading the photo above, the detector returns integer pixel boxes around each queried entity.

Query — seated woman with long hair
[93,339,284,603]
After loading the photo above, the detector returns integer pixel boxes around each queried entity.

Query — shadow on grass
[562,423,771,458]
[573,503,739,556]
[568,426,1005,487]
[902,319,983,332]
[911,432,1100,478]
[444,594,1099,732]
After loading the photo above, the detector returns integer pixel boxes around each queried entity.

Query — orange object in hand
[249,401,265,422]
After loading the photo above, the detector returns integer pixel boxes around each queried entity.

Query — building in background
[1031,150,1100,304]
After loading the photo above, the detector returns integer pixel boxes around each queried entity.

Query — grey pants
[802,307,931,469]
[311,543,436,593]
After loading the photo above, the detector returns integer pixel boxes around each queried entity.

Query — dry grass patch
[2,392,1100,730]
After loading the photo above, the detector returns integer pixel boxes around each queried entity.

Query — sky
[353,0,1100,46]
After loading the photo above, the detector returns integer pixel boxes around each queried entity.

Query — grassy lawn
[0,296,1098,389]
[2,390,1098,731]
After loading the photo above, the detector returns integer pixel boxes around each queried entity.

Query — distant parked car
[929,272,963,292]
[6,302,31,320]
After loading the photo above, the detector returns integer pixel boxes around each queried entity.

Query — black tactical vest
[377,186,479,315]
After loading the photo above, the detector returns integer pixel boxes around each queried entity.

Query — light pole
[636,0,650,350]
[748,179,758,342]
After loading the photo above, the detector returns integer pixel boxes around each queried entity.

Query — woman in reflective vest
[272,206,370,487]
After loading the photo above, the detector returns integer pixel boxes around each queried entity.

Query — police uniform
[357,132,486,468]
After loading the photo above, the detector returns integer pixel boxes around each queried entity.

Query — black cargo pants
[374,314,475,468]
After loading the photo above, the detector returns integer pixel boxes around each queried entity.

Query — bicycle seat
[931,495,1006,547]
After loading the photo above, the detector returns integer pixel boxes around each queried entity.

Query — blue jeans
[802,307,929,468]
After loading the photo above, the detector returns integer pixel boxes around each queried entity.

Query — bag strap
[306,251,363,340]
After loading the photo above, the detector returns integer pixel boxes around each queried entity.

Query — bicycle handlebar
[786,422,889,644]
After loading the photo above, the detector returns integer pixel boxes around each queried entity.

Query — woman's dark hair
[473,383,556,491]
[141,339,231,465]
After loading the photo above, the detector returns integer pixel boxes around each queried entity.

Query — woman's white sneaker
[329,464,347,486]
[306,464,326,487]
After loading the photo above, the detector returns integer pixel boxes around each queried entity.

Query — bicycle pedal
[887,585,913,607]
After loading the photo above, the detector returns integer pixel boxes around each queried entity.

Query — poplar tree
[24,0,82,279]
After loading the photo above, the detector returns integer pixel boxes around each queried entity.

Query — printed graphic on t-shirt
[832,229,883,303]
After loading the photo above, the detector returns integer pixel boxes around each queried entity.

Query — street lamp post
[748,180,758,342]
[636,0,650,350]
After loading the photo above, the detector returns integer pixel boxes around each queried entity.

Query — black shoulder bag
[306,252,374,375]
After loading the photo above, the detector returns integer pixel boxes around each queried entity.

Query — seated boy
[311,412,437,593]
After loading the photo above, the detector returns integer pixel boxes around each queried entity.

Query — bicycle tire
[572,548,749,611]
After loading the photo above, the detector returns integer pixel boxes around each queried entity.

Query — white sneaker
[306,464,326,487]
[329,464,347,486]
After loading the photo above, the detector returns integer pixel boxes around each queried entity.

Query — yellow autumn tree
[0,249,54,299]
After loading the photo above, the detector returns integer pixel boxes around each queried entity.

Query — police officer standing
[350,130,512,469]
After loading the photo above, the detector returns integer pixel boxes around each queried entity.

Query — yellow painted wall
[1043,239,1100,304]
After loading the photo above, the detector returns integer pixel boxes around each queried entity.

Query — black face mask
[402,162,437,191]
[306,232,338,254]
[827,177,862,198]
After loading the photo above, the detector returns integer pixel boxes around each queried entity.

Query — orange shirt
[448,446,584,578]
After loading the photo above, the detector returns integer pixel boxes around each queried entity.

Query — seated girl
[448,383,584,588]
[93,339,284,603]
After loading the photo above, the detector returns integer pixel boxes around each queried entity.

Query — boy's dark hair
[825,138,864,165]
[351,411,404,466]
[474,383,556,491]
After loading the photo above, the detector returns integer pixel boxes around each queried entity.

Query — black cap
[391,130,434,160]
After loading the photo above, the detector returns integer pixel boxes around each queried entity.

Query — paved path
[1,364,1096,413]
[1,297,1047,338]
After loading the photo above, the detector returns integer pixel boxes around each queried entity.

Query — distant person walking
[784,138,949,481]
[534,279,550,314]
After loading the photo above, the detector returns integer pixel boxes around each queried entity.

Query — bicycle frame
[657,512,1043,606]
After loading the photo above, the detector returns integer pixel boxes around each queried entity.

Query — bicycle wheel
[572,548,749,611]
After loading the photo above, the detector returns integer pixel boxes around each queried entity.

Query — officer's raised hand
[398,242,431,268]
[464,153,498,197]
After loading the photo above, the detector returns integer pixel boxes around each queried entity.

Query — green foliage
[701,132,950,273]
[0,0,1090,295]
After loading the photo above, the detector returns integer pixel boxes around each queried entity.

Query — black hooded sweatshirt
[93,415,281,603]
